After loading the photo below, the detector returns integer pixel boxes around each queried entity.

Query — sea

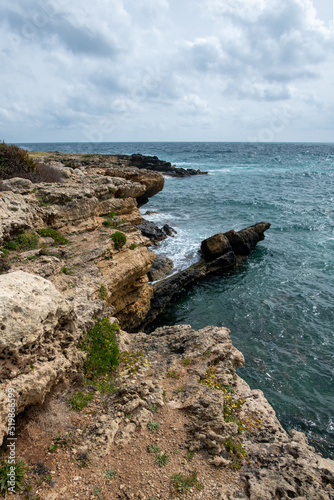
[18,141,334,459]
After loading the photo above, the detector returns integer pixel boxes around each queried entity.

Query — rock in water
[0,271,83,445]
[201,233,233,260]
[148,256,174,281]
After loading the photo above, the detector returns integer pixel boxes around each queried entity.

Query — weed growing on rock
[170,471,204,494]
[69,391,94,411]
[4,231,39,251]
[223,438,248,470]
[147,421,160,431]
[167,370,180,380]
[129,243,137,250]
[37,228,68,245]
[199,366,245,432]
[119,350,147,375]
[60,267,70,275]
[98,284,108,300]
[181,358,194,366]
[0,459,29,496]
[80,319,120,377]
[111,231,126,250]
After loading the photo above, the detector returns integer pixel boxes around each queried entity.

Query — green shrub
[98,284,108,300]
[69,391,94,411]
[3,231,39,251]
[0,459,29,496]
[129,243,137,250]
[0,141,39,181]
[111,231,126,250]
[37,228,68,245]
[80,319,119,377]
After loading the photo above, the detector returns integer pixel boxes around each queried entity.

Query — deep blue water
[18,142,334,458]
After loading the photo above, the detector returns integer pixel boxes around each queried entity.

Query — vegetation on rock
[80,319,119,377]
[37,228,68,245]
[0,141,38,181]
[3,231,39,251]
[111,231,126,250]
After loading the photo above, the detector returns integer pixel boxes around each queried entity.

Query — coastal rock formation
[141,222,271,328]
[57,323,333,499]
[121,153,208,177]
[0,271,83,445]
[148,256,174,281]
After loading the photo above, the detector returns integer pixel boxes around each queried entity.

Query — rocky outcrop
[119,153,208,177]
[76,324,334,499]
[141,222,271,328]
[0,271,83,444]
[148,256,174,281]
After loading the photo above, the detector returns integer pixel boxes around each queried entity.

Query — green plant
[223,438,247,458]
[92,486,101,497]
[98,284,108,300]
[96,378,117,396]
[167,370,180,380]
[69,391,94,411]
[186,451,195,462]
[0,141,39,181]
[0,459,29,495]
[80,319,119,377]
[111,231,126,250]
[155,452,169,467]
[105,468,117,480]
[37,228,68,245]
[147,444,160,454]
[181,358,193,366]
[173,448,180,455]
[3,231,39,251]
[48,443,58,453]
[29,363,34,371]
[147,421,160,431]
[61,267,70,275]
[129,243,137,250]
[148,404,158,413]
[170,471,204,494]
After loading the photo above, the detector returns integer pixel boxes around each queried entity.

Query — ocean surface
[18,142,334,459]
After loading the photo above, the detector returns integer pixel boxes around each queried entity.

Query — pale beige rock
[0,271,84,445]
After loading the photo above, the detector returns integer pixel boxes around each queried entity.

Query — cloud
[0,0,333,141]
[178,0,333,100]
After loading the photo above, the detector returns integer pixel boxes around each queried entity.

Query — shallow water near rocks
[19,141,334,458]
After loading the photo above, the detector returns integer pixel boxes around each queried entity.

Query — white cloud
[0,0,333,141]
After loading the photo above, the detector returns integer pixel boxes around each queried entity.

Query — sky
[0,0,333,143]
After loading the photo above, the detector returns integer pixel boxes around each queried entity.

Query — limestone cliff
[0,152,333,500]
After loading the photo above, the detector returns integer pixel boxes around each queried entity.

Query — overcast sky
[0,0,333,142]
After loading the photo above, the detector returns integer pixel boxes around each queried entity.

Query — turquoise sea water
[19,142,334,458]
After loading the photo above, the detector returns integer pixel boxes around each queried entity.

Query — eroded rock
[0,271,84,444]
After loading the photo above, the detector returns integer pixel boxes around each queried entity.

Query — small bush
[111,231,126,250]
[0,459,29,496]
[0,141,39,181]
[69,391,94,411]
[80,319,119,377]
[61,267,70,275]
[147,444,160,454]
[129,243,137,250]
[3,231,39,251]
[37,228,68,245]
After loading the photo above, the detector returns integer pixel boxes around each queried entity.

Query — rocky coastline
[0,151,333,499]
